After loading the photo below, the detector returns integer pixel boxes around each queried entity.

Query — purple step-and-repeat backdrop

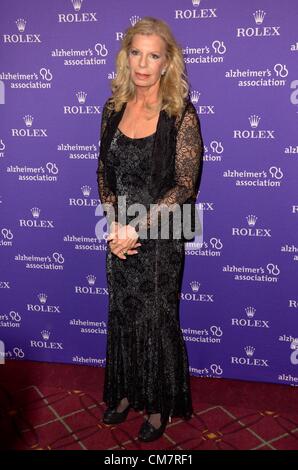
[0,0,297,386]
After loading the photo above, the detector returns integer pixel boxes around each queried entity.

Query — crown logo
[86,274,96,286]
[81,185,91,197]
[23,115,34,127]
[71,0,83,11]
[190,90,200,103]
[248,114,260,128]
[253,10,266,25]
[15,18,26,32]
[76,91,87,104]
[190,281,200,292]
[41,330,50,340]
[130,16,142,26]
[245,306,256,318]
[246,214,257,227]
[244,345,255,357]
[38,293,47,304]
[192,0,202,5]
[31,207,41,219]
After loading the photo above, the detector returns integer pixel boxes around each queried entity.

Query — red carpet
[1,360,298,450]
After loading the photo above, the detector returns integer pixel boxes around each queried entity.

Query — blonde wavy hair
[108,17,190,118]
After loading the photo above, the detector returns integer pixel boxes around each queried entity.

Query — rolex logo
[249,115,260,128]
[175,2,217,21]
[81,185,91,197]
[232,215,271,238]
[31,330,63,350]
[253,10,266,25]
[12,115,47,138]
[20,210,54,229]
[245,346,255,357]
[27,296,61,314]
[71,0,83,11]
[15,18,26,32]
[76,91,87,104]
[64,93,100,115]
[86,274,96,286]
[246,215,257,227]
[23,115,34,127]
[3,19,41,44]
[231,347,268,367]
[31,207,41,219]
[130,16,141,26]
[245,307,256,318]
[190,281,200,292]
[41,330,50,340]
[237,10,280,38]
[234,115,275,139]
[58,1,97,23]
[69,186,98,207]
[190,90,200,103]
[38,293,47,304]
[75,278,107,295]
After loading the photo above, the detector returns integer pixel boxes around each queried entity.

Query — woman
[96,17,204,442]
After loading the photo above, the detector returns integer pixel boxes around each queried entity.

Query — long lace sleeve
[133,101,203,237]
[96,100,118,225]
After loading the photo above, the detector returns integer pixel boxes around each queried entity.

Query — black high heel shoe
[103,402,131,425]
[138,409,171,442]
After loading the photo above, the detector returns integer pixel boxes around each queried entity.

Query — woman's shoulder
[102,96,115,115]
[174,96,194,128]
[183,96,196,114]
[182,97,200,125]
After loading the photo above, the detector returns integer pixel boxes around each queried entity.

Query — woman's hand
[107,223,141,260]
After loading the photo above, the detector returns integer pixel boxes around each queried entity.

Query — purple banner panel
[0,0,297,386]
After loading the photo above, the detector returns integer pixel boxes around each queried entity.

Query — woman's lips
[135,72,150,79]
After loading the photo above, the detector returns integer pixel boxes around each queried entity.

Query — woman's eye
[130,50,159,59]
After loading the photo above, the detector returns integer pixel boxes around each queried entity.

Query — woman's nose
[139,55,147,67]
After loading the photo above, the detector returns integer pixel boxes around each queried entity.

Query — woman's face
[127,33,168,89]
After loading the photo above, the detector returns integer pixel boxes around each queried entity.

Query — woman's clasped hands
[107,221,142,260]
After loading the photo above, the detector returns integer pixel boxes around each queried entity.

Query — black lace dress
[101,126,193,420]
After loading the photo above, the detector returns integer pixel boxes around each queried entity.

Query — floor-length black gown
[102,126,193,420]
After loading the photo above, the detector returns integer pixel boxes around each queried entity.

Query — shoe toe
[103,410,116,424]
[103,405,130,424]
[104,408,113,417]
[138,420,165,442]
